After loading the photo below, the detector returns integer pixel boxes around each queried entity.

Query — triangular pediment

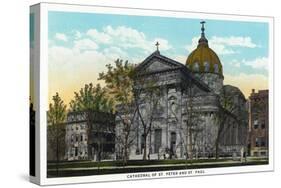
[136,51,184,73]
[144,59,175,72]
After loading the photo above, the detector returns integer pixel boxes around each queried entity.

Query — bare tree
[133,74,162,160]
[115,105,138,163]
[182,82,204,160]
[214,86,245,159]
[135,87,161,160]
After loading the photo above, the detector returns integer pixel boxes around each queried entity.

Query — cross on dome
[200,21,206,34]
[198,20,208,46]
[155,41,160,51]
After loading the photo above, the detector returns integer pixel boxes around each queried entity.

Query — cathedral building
[116,22,248,160]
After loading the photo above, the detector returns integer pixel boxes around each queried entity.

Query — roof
[223,85,246,101]
[134,50,211,92]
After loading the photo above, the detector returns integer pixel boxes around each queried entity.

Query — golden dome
[186,21,223,76]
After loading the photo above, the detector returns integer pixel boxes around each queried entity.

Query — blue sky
[48,11,269,103]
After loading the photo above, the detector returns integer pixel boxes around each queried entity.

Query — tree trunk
[143,134,147,160]
[123,144,128,165]
[123,132,129,165]
[215,122,223,160]
[215,138,219,160]
[188,126,193,160]
[185,134,189,160]
[56,123,59,177]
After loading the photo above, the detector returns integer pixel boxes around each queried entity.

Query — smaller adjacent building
[248,89,269,157]
[65,110,115,161]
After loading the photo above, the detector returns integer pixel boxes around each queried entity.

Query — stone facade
[195,73,223,95]
[115,50,248,160]
[65,111,115,161]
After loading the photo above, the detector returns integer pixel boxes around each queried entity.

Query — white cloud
[87,29,111,44]
[86,26,171,53]
[153,38,172,51]
[49,25,173,103]
[48,45,109,104]
[48,46,73,65]
[185,35,258,55]
[48,44,122,70]
[103,46,128,61]
[233,62,241,68]
[185,36,236,55]
[74,31,82,39]
[103,25,146,46]
[243,57,268,70]
[55,33,68,42]
[209,42,236,55]
[225,57,268,71]
[73,38,99,51]
[227,60,241,68]
[211,36,258,48]
[103,25,150,51]
[50,26,154,68]
[48,26,174,104]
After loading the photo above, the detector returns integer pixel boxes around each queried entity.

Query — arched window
[193,62,199,71]
[204,61,210,72]
[171,101,176,113]
[214,64,219,73]
[168,96,177,101]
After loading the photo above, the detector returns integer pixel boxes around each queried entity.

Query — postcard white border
[37,2,274,185]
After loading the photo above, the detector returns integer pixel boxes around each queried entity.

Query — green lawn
[47,158,233,169]
[47,158,268,178]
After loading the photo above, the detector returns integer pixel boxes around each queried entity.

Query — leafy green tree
[69,83,113,113]
[99,59,162,161]
[99,59,136,163]
[47,92,67,176]
[99,59,135,104]
[48,92,67,126]
[68,83,113,163]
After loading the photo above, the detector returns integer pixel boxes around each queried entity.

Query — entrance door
[170,132,176,156]
[154,129,162,153]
